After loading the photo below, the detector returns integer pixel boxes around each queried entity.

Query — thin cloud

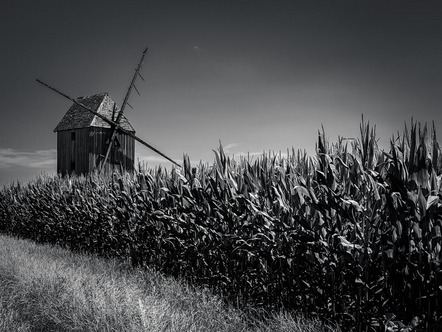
[0,148,56,169]
[136,154,181,165]
[223,143,239,152]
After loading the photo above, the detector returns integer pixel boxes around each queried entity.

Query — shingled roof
[54,93,135,132]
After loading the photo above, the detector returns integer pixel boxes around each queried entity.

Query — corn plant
[1,118,441,331]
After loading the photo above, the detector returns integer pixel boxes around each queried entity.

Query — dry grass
[0,234,337,332]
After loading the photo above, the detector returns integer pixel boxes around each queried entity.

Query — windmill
[38,47,179,176]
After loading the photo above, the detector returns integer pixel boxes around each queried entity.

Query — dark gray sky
[1,0,442,185]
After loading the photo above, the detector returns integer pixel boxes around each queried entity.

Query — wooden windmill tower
[39,48,178,176]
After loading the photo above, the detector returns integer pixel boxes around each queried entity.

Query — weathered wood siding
[57,128,135,175]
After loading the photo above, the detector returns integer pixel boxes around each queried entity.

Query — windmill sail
[37,79,180,168]
[101,48,148,170]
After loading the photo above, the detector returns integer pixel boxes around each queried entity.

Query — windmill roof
[53,93,135,132]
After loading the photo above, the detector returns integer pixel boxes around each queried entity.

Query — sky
[1,0,442,186]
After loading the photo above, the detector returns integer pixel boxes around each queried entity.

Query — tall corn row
[1,119,441,331]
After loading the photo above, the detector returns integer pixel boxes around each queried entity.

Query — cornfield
[1,118,441,331]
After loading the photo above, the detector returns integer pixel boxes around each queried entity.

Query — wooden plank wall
[57,128,90,175]
[89,127,108,171]
[113,131,135,171]
[57,128,135,175]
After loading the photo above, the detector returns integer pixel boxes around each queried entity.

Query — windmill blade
[127,129,180,167]
[36,79,180,167]
[101,47,148,170]
[119,47,148,118]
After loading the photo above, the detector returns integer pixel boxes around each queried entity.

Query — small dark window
[71,132,76,140]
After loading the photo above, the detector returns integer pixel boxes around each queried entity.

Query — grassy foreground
[0,234,337,332]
